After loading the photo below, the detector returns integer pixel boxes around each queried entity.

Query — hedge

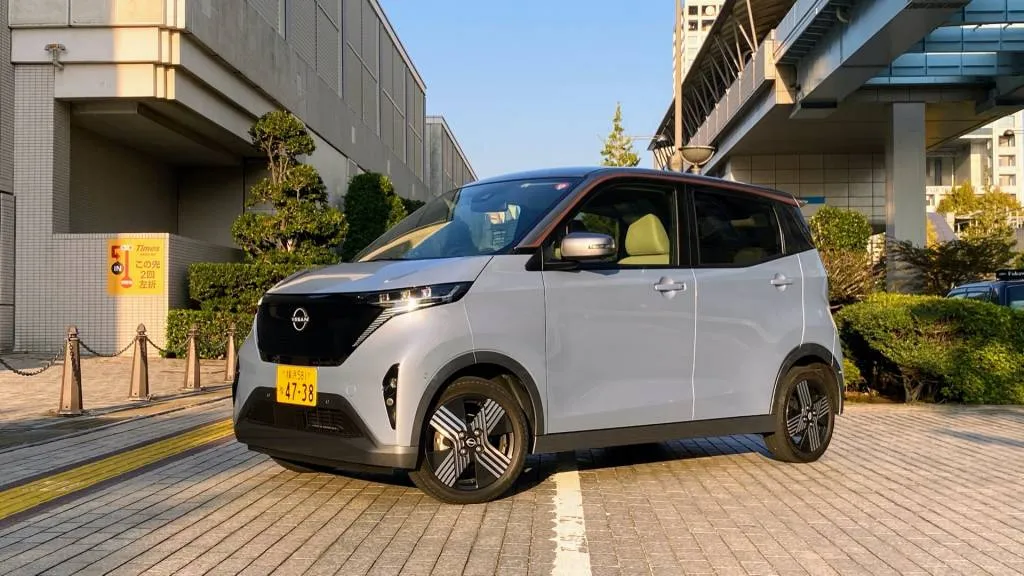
[165,310,254,359]
[836,293,1024,404]
[188,261,307,314]
[341,172,407,261]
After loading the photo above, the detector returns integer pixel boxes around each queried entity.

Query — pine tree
[600,103,640,167]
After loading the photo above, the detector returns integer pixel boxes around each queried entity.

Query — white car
[232,166,845,504]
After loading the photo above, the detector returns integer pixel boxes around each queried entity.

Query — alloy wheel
[785,378,832,455]
[425,395,516,490]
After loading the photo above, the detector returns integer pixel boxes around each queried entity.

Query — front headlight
[353,282,472,346]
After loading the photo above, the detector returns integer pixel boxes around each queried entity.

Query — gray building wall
[0,0,14,349]
[425,116,476,196]
[185,0,429,200]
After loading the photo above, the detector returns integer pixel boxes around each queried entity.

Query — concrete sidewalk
[0,355,230,431]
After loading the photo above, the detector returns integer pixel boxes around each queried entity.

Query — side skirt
[532,415,775,454]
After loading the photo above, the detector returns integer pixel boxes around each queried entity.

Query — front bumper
[234,387,418,472]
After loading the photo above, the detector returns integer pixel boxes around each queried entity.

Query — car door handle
[770,274,794,287]
[654,281,687,292]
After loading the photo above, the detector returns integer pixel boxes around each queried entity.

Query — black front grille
[256,293,383,366]
[240,389,364,438]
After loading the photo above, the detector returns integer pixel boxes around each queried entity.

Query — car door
[541,180,696,434]
[688,186,804,421]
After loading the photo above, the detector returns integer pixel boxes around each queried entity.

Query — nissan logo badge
[291,307,310,332]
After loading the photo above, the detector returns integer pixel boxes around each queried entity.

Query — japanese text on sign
[107,238,166,296]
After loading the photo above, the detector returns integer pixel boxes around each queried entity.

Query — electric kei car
[232,166,844,504]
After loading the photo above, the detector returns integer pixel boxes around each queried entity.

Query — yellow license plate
[276,365,317,406]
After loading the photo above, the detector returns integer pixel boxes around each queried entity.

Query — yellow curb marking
[0,419,234,521]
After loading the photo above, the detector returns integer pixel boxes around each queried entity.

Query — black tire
[408,376,529,505]
[272,457,326,474]
[763,365,838,463]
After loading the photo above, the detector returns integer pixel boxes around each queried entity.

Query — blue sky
[379,0,672,179]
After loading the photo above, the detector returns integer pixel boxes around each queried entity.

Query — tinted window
[548,183,676,267]
[692,189,783,266]
[778,204,815,254]
[1006,285,1024,310]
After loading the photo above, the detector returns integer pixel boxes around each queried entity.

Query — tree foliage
[887,234,1017,295]
[341,172,408,261]
[808,205,873,252]
[600,102,640,167]
[936,181,1023,241]
[231,110,347,265]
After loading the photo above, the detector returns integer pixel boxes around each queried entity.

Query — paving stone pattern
[0,355,228,429]
[0,399,233,489]
[0,404,1021,575]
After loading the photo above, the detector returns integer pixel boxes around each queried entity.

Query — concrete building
[0,0,474,354]
[425,116,477,196]
[675,0,725,79]
[926,110,1024,210]
[652,0,1024,266]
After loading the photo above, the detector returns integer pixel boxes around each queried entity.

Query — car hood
[266,256,494,295]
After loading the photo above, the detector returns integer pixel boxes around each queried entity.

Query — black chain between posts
[144,335,170,355]
[79,338,135,358]
[0,348,66,377]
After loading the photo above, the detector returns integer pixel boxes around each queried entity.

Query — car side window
[691,188,783,267]
[778,204,815,254]
[1007,285,1024,310]
[547,183,677,267]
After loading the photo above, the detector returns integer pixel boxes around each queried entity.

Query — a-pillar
[885,102,927,291]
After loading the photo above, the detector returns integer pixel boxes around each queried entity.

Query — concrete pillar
[0,0,15,350]
[885,102,927,291]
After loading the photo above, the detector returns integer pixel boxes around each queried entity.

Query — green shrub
[842,356,864,391]
[401,197,426,215]
[808,206,873,251]
[837,293,1024,404]
[188,261,307,314]
[341,172,407,261]
[165,310,254,359]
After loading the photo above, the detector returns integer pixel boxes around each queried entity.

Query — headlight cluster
[353,282,472,346]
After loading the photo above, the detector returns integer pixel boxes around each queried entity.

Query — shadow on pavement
[939,428,1024,449]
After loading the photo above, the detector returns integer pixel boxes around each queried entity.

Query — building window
[701,19,714,31]
[688,20,698,31]
[999,134,1015,148]
[999,155,1016,167]
[999,174,1016,187]
[688,5,698,14]
[703,5,717,16]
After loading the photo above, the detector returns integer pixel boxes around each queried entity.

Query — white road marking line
[550,453,592,576]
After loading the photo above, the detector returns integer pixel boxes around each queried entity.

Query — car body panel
[267,256,493,296]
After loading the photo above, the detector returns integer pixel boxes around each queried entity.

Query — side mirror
[559,232,616,261]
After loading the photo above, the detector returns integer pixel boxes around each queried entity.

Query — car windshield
[353,177,581,262]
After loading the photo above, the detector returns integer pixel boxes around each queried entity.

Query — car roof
[466,166,797,203]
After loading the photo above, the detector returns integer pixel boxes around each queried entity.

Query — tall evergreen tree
[600,103,640,167]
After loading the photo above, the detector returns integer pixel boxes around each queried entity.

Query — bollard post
[182,324,202,391]
[128,323,151,401]
[58,326,83,416]
[224,322,237,384]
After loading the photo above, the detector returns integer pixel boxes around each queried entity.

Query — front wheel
[763,365,837,463]
[409,376,528,504]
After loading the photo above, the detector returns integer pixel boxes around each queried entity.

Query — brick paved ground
[0,355,229,429]
[0,403,1022,576]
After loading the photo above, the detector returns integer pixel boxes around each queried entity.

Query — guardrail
[0,323,238,417]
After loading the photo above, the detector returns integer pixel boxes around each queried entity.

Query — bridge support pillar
[885,102,927,291]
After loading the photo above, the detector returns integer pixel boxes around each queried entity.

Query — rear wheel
[409,376,528,504]
[763,365,837,463]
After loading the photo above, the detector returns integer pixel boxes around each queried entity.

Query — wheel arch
[410,351,545,449]
[770,343,845,415]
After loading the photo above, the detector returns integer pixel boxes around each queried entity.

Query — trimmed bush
[341,172,407,261]
[188,261,307,314]
[166,310,254,359]
[808,206,873,252]
[401,197,426,215]
[837,293,1024,404]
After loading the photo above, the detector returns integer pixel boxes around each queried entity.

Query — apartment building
[673,0,724,79]
[926,111,1024,210]
[0,0,474,354]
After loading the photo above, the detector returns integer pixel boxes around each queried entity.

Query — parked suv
[946,269,1024,310]
[233,167,845,504]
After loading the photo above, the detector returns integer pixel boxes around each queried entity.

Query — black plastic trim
[771,343,844,415]
[411,351,545,447]
[235,387,418,471]
[532,415,774,454]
